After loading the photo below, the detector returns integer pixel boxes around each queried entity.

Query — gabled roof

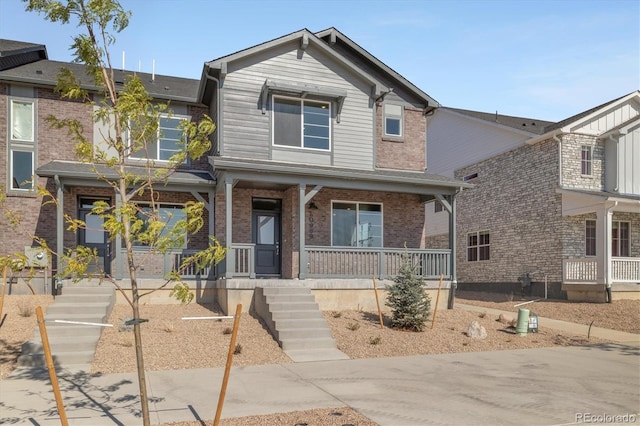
[0,39,47,71]
[200,28,438,109]
[0,57,200,103]
[527,90,640,144]
[445,107,553,135]
[315,27,439,109]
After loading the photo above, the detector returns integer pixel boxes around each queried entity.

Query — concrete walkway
[1,306,638,425]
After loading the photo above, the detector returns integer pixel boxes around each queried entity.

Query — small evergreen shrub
[385,251,431,331]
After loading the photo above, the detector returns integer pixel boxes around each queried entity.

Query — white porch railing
[306,246,451,279]
[563,257,640,283]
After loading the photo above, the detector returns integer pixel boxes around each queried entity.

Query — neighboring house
[425,93,640,301]
[1,29,470,311]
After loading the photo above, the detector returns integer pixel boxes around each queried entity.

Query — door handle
[276,241,280,256]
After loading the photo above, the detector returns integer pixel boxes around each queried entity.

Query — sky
[0,0,638,122]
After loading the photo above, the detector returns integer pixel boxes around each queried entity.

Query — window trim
[330,200,383,248]
[132,202,188,249]
[7,97,36,193]
[585,219,596,257]
[383,103,403,138]
[467,230,490,262]
[129,113,190,163]
[612,220,630,257]
[271,94,332,152]
[581,145,593,176]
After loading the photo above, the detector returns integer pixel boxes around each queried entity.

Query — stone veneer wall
[561,134,605,190]
[455,137,564,284]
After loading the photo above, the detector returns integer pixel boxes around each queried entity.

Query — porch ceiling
[557,187,640,216]
[210,156,471,196]
[36,160,215,192]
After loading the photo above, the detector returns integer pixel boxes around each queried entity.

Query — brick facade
[375,103,426,171]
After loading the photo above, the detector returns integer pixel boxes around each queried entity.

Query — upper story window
[467,231,490,261]
[581,145,593,176]
[585,219,596,256]
[130,115,188,162]
[612,221,630,257]
[8,98,36,191]
[331,201,382,247]
[384,103,403,137]
[434,200,444,213]
[273,96,331,151]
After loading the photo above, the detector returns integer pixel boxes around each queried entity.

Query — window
[612,221,630,257]
[384,104,403,137]
[581,145,592,176]
[272,96,330,150]
[332,202,382,247]
[467,231,490,261]
[131,115,187,161]
[134,203,187,248]
[8,99,35,191]
[434,200,444,213]
[585,220,596,256]
[463,173,478,182]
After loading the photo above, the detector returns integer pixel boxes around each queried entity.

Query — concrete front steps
[12,285,115,375]
[254,287,349,362]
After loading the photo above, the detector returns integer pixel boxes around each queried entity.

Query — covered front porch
[559,188,640,301]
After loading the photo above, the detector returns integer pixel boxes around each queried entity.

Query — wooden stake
[36,306,68,426]
[213,303,242,426]
[431,274,444,330]
[373,277,384,329]
[0,266,7,322]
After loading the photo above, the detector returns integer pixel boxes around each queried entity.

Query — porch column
[447,192,457,309]
[224,177,234,278]
[299,184,307,279]
[596,204,614,287]
[114,192,123,279]
[54,175,64,281]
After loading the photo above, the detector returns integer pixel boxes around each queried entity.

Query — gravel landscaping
[1,292,638,425]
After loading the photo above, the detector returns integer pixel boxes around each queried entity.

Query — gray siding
[221,42,374,169]
[616,124,640,195]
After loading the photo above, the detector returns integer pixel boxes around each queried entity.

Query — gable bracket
[301,33,309,50]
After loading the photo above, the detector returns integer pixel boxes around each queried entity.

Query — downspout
[203,69,222,156]
[54,175,64,292]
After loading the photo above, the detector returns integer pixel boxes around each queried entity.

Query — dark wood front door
[253,211,281,276]
[78,198,111,275]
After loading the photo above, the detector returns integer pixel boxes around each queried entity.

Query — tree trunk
[132,293,150,426]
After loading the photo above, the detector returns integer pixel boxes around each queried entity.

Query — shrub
[17,300,34,317]
[346,322,360,331]
[369,336,382,345]
[222,327,232,335]
[385,251,431,331]
[234,343,243,355]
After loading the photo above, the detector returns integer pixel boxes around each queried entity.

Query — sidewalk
[1,308,638,426]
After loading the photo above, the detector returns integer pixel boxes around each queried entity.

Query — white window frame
[581,145,593,176]
[383,103,403,138]
[272,95,331,151]
[129,113,189,162]
[8,98,36,192]
[612,221,630,257]
[133,203,188,249]
[330,200,383,247]
[467,230,490,262]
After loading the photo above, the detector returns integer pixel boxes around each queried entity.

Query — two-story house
[1,29,470,312]
[425,92,640,302]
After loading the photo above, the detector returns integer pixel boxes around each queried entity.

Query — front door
[252,200,281,276]
[78,198,111,275]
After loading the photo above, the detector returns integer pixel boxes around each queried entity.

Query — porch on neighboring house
[559,189,640,301]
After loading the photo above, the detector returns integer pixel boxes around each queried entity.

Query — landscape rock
[498,313,514,324]
[467,321,488,339]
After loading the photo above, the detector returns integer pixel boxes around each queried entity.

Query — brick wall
[375,103,426,171]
